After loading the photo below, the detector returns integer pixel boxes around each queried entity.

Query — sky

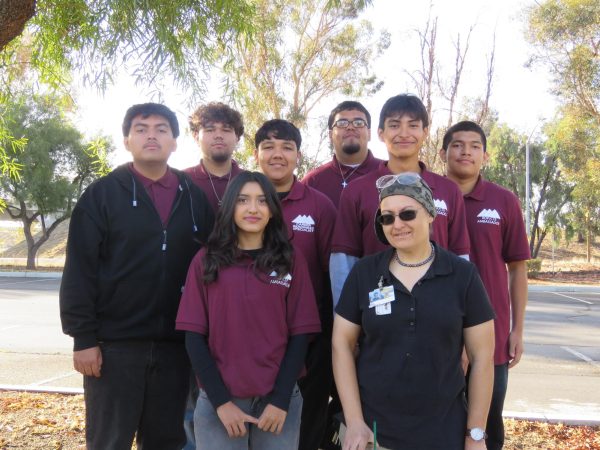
[73,0,556,168]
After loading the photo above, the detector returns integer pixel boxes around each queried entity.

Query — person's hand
[257,403,287,434]
[465,436,487,449]
[342,419,374,450]
[461,346,470,375]
[73,346,102,377]
[216,401,259,438]
[508,330,524,368]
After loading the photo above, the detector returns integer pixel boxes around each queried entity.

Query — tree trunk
[26,245,38,270]
[0,0,36,50]
[22,215,37,270]
[586,213,591,263]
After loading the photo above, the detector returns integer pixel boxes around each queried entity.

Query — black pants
[298,310,333,450]
[84,340,190,450]
[486,363,509,450]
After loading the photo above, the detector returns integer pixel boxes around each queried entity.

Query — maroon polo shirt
[184,160,243,212]
[281,179,336,310]
[332,161,470,257]
[301,150,382,208]
[463,176,530,364]
[175,249,321,399]
[129,163,178,226]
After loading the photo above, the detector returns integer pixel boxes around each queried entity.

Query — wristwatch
[466,427,487,441]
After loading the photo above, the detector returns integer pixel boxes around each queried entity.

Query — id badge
[375,302,392,315]
[368,285,395,308]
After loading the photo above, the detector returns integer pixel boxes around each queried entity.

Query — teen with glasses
[330,94,470,306]
[176,171,321,450]
[302,101,382,208]
[332,173,495,450]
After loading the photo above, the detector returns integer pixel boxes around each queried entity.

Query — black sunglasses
[377,209,418,225]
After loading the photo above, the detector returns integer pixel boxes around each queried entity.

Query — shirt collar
[464,175,487,201]
[128,163,177,189]
[333,149,377,169]
[282,177,305,202]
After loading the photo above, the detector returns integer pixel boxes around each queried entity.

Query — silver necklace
[337,160,361,188]
[394,242,435,267]
[200,161,232,207]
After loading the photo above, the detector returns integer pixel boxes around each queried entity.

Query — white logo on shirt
[269,271,292,288]
[477,208,501,226]
[434,199,448,216]
[292,214,315,233]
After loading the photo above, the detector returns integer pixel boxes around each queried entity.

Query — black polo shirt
[336,243,494,449]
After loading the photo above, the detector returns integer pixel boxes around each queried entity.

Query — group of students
[59,94,530,450]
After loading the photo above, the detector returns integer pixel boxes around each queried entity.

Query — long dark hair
[202,171,293,283]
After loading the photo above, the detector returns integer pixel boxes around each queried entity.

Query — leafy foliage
[526,0,600,259]
[0,90,114,269]
[485,123,572,258]
[222,0,388,175]
[0,0,256,100]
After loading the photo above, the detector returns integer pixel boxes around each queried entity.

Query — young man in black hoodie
[60,103,214,450]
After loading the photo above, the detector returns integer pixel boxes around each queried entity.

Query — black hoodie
[59,164,214,351]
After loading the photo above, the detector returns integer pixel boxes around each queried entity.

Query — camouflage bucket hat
[374,172,436,245]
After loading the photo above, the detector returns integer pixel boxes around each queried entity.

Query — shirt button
[406,352,411,357]
[410,307,415,311]
[409,321,414,326]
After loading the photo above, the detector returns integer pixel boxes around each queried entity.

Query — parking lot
[1,276,599,423]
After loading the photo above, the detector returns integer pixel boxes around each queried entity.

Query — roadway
[0,276,599,423]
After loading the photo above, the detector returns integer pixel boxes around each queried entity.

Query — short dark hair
[378,94,429,130]
[254,119,302,150]
[122,103,180,138]
[202,171,294,283]
[442,120,487,152]
[188,102,244,138]
[327,101,371,129]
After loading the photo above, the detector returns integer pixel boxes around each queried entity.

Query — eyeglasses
[375,172,423,192]
[332,118,368,129]
[377,209,418,225]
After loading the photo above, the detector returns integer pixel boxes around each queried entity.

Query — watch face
[470,428,485,441]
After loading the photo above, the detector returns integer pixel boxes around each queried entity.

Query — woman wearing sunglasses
[332,173,495,450]
[176,171,321,449]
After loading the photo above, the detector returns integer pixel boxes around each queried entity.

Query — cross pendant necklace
[338,161,360,189]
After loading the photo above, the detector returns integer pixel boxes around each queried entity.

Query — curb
[0,384,82,395]
[504,411,600,427]
[0,385,598,427]
[0,271,62,279]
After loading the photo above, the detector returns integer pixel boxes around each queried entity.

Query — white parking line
[561,346,600,368]
[551,292,593,305]
[29,370,79,386]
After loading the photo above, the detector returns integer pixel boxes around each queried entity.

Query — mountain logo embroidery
[434,199,448,216]
[292,214,315,233]
[477,208,501,226]
[269,271,292,288]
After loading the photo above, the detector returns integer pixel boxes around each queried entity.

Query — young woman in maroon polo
[176,171,320,450]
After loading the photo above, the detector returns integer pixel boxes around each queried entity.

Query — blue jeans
[83,340,189,450]
[183,371,199,450]
[486,363,509,450]
[194,384,303,450]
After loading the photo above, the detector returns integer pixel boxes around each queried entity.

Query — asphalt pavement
[1,274,599,425]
